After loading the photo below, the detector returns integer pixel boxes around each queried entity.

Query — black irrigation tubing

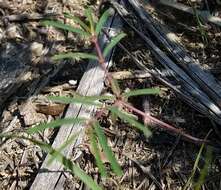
[99,1,221,152]
[127,0,221,108]
[104,29,211,118]
[109,0,221,125]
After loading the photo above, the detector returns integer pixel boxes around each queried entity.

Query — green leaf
[95,9,110,35]
[110,111,118,125]
[48,96,104,107]
[27,118,86,134]
[47,133,80,165]
[93,121,123,176]
[52,52,98,61]
[194,146,213,190]
[69,94,116,101]
[73,161,103,190]
[110,78,121,96]
[85,95,116,101]
[0,133,103,190]
[183,141,205,190]
[90,130,107,177]
[49,95,115,105]
[0,133,17,139]
[85,8,95,34]
[103,33,126,57]
[30,138,102,190]
[122,88,160,98]
[42,20,90,37]
[109,107,151,138]
[63,12,90,32]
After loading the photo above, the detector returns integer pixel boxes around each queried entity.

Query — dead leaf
[19,101,46,126]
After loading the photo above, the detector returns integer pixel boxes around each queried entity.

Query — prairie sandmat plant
[0,8,160,190]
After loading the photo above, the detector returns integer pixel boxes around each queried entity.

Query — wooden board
[30,9,123,190]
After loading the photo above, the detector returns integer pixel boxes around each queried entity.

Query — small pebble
[68,80,78,86]
[30,42,43,57]
[0,28,3,41]
[6,25,22,39]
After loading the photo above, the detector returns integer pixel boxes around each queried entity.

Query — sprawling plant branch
[92,31,210,146]
[120,100,209,145]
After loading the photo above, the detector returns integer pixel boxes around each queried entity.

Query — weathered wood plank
[30,9,123,190]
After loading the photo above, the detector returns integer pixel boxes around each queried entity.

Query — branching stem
[119,100,209,145]
[92,32,209,146]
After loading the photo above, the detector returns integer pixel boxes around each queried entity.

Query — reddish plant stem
[92,36,105,65]
[93,36,121,97]
[92,34,209,146]
[120,100,209,145]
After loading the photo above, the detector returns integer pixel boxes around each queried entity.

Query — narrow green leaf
[27,118,86,134]
[183,142,205,190]
[90,130,107,177]
[93,121,123,176]
[85,8,95,34]
[0,133,18,139]
[42,20,90,37]
[73,162,103,190]
[103,33,126,57]
[49,95,115,105]
[95,9,110,35]
[84,95,116,101]
[194,146,213,190]
[0,134,103,190]
[52,52,98,61]
[31,138,53,153]
[110,111,117,125]
[110,78,121,96]
[109,107,151,138]
[48,96,103,107]
[123,88,160,98]
[66,94,116,101]
[64,12,90,32]
[30,138,102,190]
[47,133,80,165]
